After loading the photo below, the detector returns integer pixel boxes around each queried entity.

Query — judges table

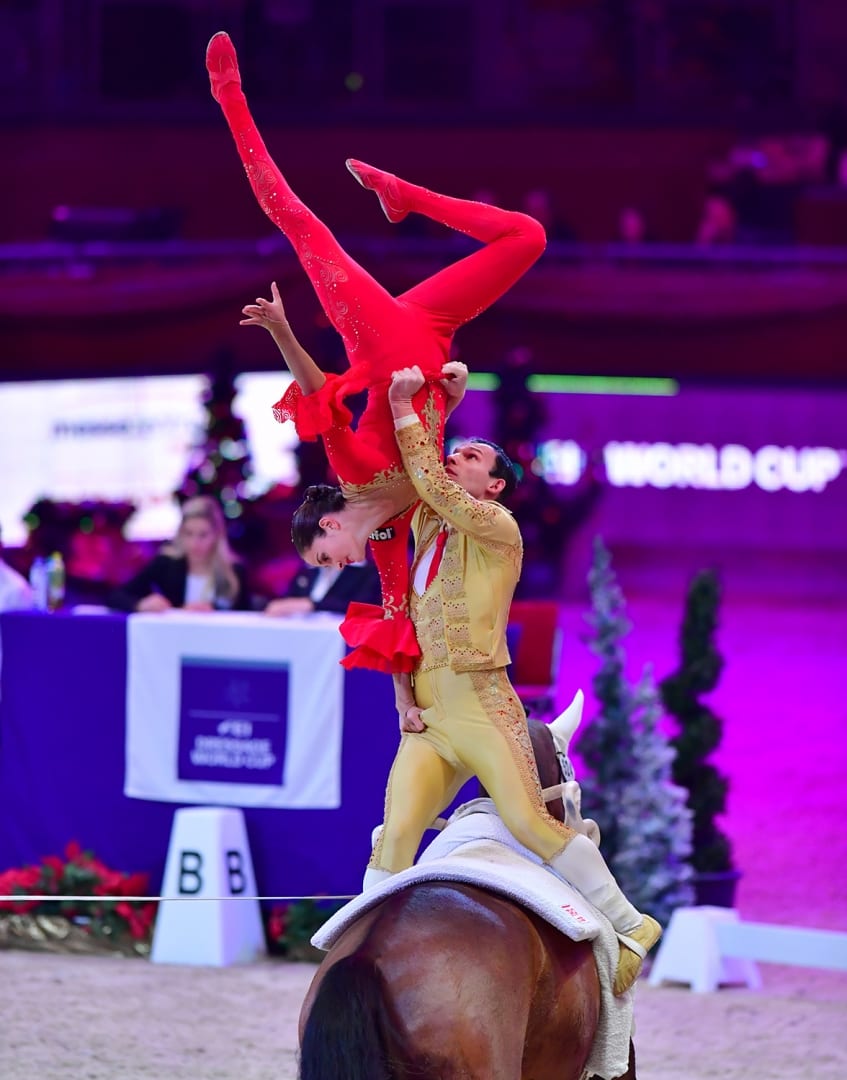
[0,609,399,901]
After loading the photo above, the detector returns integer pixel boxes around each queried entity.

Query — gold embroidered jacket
[396,419,522,673]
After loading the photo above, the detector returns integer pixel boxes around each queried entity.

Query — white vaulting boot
[362,866,395,892]
[549,834,662,995]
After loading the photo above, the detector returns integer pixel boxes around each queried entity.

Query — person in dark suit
[109,496,250,613]
[264,560,381,618]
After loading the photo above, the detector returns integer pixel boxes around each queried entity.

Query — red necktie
[424,529,448,590]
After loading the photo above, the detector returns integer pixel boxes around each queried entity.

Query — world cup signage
[537,439,845,494]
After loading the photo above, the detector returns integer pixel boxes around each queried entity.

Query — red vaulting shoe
[206,31,242,103]
[346,159,409,223]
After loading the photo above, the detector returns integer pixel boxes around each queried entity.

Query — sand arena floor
[1,950,845,1080]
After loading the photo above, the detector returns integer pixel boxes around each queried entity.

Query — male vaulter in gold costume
[366,365,661,995]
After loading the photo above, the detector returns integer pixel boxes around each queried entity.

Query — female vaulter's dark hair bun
[303,484,340,504]
[292,485,347,554]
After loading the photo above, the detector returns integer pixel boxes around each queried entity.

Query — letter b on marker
[179,849,203,894]
[226,849,246,894]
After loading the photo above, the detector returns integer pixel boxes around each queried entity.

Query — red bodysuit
[207,32,545,673]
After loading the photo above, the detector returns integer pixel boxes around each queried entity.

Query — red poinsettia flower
[127,909,153,940]
[267,906,287,943]
[0,866,43,912]
[41,855,64,884]
[8,866,42,894]
[81,855,109,877]
[120,872,149,897]
[93,869,125,896]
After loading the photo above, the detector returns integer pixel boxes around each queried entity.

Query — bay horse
[297,697,637,1080]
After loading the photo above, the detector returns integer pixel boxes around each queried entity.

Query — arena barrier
[649,905,847,993]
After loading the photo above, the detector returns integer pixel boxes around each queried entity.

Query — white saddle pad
[313,800,635,1080]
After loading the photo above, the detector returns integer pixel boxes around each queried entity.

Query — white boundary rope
[0,894,355,903]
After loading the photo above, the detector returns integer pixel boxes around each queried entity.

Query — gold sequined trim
[484,533,523,576]
[469,669,571,842]
[420,387,444,444]
[439,532,475,667]
[340,465,414,502]
[410,585,450,672]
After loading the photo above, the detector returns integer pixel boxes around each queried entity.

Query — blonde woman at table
[109,496,250,613]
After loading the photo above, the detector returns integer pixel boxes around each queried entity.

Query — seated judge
[264,559,381,618]
[109,496,250,613]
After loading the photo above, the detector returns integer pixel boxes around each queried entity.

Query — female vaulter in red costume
[206,32,545,674]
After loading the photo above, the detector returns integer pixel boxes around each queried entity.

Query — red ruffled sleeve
[271,368,371,442]
[339,603,421,674]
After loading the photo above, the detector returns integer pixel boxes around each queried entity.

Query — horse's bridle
[541,749,575,804]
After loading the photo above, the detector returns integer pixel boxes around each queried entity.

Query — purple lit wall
[452,383,847,599]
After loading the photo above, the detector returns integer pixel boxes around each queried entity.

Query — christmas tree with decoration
[177,359,254,529]
[577,537,694,926]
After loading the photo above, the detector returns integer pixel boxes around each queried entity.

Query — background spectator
[265,559,381,618]
[695,192,737,246]
[109,496,249,613]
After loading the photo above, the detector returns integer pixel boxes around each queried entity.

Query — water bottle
[29,557,49,612]
[46,552,66,612]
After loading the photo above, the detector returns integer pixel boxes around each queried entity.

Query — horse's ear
[548,690,584,756]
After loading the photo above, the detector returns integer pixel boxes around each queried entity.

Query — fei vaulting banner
[125,611,345,808]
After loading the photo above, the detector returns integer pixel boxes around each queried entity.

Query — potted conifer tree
[578,538,694,926]
[660,569,740,906]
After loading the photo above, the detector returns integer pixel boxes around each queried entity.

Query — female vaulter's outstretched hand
[240,281,327,396]
[240,280,288,330]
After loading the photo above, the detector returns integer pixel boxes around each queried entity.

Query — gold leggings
[370,666,574,872]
